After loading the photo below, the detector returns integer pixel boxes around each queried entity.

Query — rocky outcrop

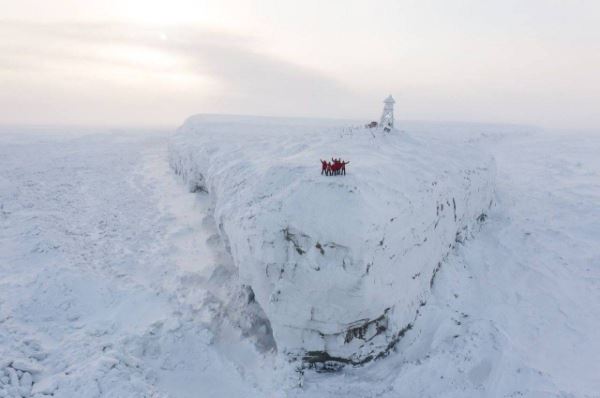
[169,115,495,367]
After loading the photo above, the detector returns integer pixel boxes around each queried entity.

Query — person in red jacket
[341,160,350,175]
[332,159,341,175]
[320,159,328,175]
[320,158,349,176]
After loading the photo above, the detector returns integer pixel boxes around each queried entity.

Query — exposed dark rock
[300,312,415,372]
[430,261,443,288]
[453,198,457,221]
[283,227,306,255]
[190,183,208,194]
[315,242,325,255]
[344,311,389,344]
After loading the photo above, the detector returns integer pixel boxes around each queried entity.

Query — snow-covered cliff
[169,115,495,367]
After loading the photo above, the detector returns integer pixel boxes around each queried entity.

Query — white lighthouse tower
[380,95,395,131]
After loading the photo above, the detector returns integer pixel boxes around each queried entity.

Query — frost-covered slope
[169,115,495,365]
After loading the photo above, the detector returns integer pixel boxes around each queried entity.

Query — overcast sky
[1,0,599,129]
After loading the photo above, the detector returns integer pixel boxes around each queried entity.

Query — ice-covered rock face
[169,115,495,367]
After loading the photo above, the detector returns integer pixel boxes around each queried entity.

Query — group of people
[320,158,350,176]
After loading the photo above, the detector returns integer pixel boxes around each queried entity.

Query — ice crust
[169,115,495,363]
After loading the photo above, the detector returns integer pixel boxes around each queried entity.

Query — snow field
[0,132,280,397]
[1,123,599,397]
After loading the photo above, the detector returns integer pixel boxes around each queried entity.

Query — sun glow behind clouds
[0,20,224,125]
[1,0,600,128]
[97,43,216,89]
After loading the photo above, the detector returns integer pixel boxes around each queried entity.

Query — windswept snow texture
[1,123,600,397]
[0,129,283,398]
[169,115,495,364]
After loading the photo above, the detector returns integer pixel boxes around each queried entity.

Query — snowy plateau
[169,115,495,367]
[1,119,599,397]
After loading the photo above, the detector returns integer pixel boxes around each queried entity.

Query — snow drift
[169,115,495,367]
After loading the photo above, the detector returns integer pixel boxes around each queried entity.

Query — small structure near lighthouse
[380,95,395,131]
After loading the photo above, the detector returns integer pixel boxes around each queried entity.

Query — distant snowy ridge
[169,115,495,367]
